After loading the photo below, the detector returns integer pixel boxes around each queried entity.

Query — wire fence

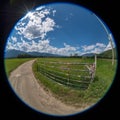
[37,61,95,89]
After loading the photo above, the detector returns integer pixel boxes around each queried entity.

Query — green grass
[36,58,94,89]
[33,58,117,107]
[4,58,33,76]
[4,57,117,107]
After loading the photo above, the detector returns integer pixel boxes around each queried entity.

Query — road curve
[9,59,84,116]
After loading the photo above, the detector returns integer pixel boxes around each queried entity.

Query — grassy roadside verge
[32,60,89,107]
[32,58,117,107]
[5,58,33,76]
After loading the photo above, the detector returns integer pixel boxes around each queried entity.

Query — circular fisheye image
[4,2,117,116]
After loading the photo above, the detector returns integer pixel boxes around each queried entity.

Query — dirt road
[9,60,84,116]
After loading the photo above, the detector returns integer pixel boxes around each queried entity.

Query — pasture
[4,57,117,107]
[35,58,95,89]
[4,58,33,76]
[33,57,117,107]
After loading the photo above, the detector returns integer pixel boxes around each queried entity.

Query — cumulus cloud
[6,41,14,50]
[7,6,111,56]
[82,45,95,52]
[82,42,107,54]
[15,7,57,40]
[96,43,106,48]
[7,6,77,55]
[36,41,77,55]
[52,10,56,16]
[7,36,77,56]
[11,36,17,43]
[56,43,77,55]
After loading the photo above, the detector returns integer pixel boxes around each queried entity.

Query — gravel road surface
[9,60,86,116]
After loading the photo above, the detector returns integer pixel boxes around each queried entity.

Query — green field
[5,57,117,107]
[4,58,33,76]
[33,57,117,107]
[35,58,95,89]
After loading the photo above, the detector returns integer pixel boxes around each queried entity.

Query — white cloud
[7,37,78,56]
[8,5,77,56]
[11,36,17,42]
[82,42,107,54]
[57,43,77,55]
[96,43,106,48]
[31,41,77,56]
[6,41,14,50]
[15,7,57,40]
[7,5,76,55]
[82,45,95,52]
[40,17,56,38]
[91,48,103,54]
[52,10,56,16]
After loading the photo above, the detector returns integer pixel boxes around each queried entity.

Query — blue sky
[6,3,115,56]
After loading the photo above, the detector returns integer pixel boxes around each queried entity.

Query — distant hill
[97,48,117,59]
[27,51,61,57]
[5,48,117,59]
[80,48,117,59]
[4,49,26,58]
[81,53,95,57]
[4,49,62,58]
